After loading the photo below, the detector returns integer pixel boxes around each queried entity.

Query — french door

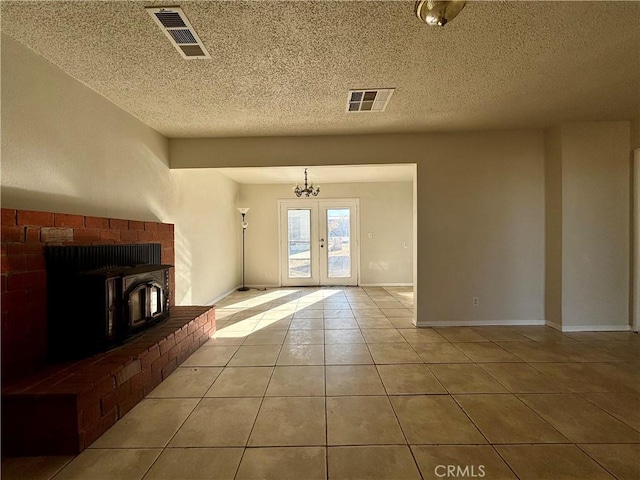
[279,199,358,286]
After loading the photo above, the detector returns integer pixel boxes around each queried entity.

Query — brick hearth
[2,306,216,456]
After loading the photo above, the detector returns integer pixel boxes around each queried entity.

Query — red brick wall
[1,208,175,382]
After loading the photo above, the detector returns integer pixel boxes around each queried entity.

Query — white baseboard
[206,285,242,306]
[550,323,632,332]
[245,284,281,289]
[360,283,414,287]
[416,319,545,328]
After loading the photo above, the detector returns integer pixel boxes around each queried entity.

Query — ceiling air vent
[346,88,395,113]
[146,6,211,60]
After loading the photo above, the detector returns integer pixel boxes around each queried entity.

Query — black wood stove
[46,244,171,360]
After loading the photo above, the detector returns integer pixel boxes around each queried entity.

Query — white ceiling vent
[146,6,211,60]
[346,88,395,113]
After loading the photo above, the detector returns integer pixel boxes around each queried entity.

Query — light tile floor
[3,286,640,480]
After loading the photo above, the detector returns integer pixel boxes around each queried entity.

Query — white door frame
[633,149,640,332]
[278,198,360,287]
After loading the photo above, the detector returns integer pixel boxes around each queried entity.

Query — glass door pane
[287,209,311,278]
[326,208,350,278]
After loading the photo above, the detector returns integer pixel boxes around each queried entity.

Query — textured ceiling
[2,1,639,138]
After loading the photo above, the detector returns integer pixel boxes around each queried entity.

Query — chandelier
[293,168,320,197]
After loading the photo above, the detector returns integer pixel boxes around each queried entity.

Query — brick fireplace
[1,208,175,382]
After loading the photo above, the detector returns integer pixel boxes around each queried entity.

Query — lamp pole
[238,208,250,291]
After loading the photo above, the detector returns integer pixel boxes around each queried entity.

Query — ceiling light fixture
[294,169,320,197]
[415,0,466,27]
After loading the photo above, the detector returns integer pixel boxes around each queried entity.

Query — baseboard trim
[360,283,414,287]
[416,319,545,328]
[245,284,281,289]
[206,285,242,305]
[545,320,562,331]
[550,323,632,333]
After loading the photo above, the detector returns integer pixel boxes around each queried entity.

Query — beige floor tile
[361,328,407,343]
[326,396,405,445]
[453,342,521,362]
[368,343,423,364]
[284,329,325,344]
[469,327,532,342]
[454,394,568,444]
[377,364,446,394]
[325,344,374,364]
[496,445,615,480]
[290,318,324,329]
[235,447,326,480]
[518,394,640,443]
[52,449,161,480]
[328,446,420,479]
[388,317,416,329]
[411,445,517,480]
[323,302,351,310]
[324,329,365,344]
[478,363,571,393]
[326,365,386,395]
[530,363,633,392]
[169,397,261,447]
[399,328,448,343]
[147,367,222,398]
[222,320,260,332]
[582,392,640,430]
[182,346,239,367]
[90,398,199,448]
[323,310,356,319]
[228,345,281,366]
[248,397,326,446]
[204,334,246,346]
[429,364,509,393]
[241,330,287,345]
[434,328,490,343]
[374,300,405,309]
[546,342,626,363]
[413,343,472,363]
[390,395,486,444]
[143,448,243,480]
[497,342,573,362]
[579,444,640,480]
[1,456,72,480]
[293,310,324,320]
[381,308,413,318]
[266,366,325,396]
[513,326,573,342]
[324,317,359,329]
[587,362,640,392]
[276,344,325,365]
[205,366,273,397]
[356,317,395,329]
[352,308,386,318]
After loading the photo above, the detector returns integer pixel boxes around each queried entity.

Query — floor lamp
[238,207,250,291]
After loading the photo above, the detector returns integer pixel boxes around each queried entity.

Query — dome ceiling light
[415,0,467,27]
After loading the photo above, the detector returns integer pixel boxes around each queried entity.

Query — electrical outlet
[472,297,479,306]
[368,232,373,239]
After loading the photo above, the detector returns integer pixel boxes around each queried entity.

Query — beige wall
[561,122,630,329]
[544,127,564,328]
[1,34,241,306]
[172,130,546,326]
[238,182,413,287]
[1,34,174,222]
[171,170,240,305]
